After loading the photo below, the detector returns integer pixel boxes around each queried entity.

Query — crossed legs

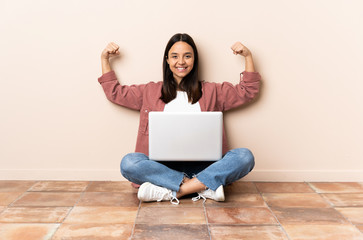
[121,148,255,200]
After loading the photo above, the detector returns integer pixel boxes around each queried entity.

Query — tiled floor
[0,181,362,239]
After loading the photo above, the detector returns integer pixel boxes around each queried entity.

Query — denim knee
[120,152,146,178]
[231,148,255,171]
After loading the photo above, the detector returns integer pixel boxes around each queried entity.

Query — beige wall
[1,0,362,181]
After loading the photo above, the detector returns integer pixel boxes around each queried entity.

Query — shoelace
[192,193,206,203]
[155,190,170,202]
[155,189,180,205]
[170,195,180,205]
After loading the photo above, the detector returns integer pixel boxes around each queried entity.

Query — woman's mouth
[176,67,187,72]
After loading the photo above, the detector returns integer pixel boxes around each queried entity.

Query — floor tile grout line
[305,181,317,193]
[27,182,91,193]
[27,180,40,191]
[202,201,212,240]
[129,199,142,240]
[316,192,336,209]
[81,180,92,192]
[207,223,284,226]
[254,182,293,240]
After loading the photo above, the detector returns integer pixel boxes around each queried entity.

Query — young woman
[98,33,261,204]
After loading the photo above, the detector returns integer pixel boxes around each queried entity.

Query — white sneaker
[138,182,179,205]
[192,185,225,202]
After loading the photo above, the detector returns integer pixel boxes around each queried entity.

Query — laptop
[148,112,223,161]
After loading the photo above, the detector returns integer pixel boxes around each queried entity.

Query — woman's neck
[174,76,182,85]
[175,78,183,91]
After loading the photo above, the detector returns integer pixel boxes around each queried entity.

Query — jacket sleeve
[98,71,145,111]
[215,71,261,111]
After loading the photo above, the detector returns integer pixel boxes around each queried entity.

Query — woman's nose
[178,58,185,64]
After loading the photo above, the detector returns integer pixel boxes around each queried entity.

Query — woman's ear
[165,56,169,65]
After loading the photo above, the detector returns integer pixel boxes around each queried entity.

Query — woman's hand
[101,42,120,74]
[231,42,251,57]
[231,42,255,72]
[101,42,120,60]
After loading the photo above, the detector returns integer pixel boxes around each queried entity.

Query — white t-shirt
[163,91,201,112]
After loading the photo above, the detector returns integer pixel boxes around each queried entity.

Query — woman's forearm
[244,55,255,72]
[101,58,112,74]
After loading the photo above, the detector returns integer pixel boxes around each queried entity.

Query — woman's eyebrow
[170,52,193,55]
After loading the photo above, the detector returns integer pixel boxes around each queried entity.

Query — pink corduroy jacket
[98,70,261,156]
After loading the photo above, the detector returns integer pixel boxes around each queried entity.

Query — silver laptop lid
[149,112,223,161]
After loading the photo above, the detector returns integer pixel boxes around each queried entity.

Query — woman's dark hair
[160,33,202,104]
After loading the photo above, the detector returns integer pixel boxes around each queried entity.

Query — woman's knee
[120,152,147,176]
[231,148,255,170]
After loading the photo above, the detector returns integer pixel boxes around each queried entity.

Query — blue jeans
[120,148,255,191]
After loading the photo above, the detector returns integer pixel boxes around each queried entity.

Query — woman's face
[167,41,194,84]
